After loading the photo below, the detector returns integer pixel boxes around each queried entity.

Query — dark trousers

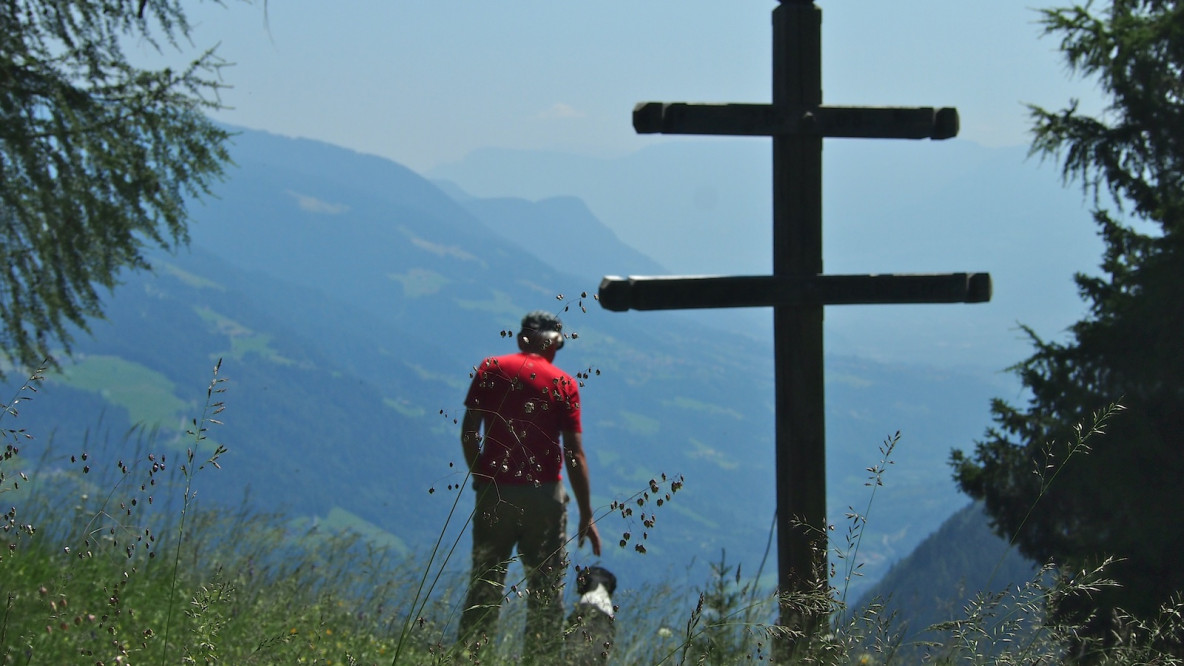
[458,481,568,660]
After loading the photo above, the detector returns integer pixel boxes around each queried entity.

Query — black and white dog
[563,566,617,665]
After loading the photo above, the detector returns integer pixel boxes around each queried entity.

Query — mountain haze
[11,129,1021,606]
[430,139,1103,371]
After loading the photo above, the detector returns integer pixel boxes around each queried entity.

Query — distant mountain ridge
[854,501,1038,659]
[454,194,668,282]
[11,128,1017,608]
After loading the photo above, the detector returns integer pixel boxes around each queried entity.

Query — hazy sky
[158,1,1105,174]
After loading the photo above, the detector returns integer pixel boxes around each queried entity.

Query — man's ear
[519,330,564,353]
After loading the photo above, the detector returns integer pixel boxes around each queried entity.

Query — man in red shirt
[458,310,602,660]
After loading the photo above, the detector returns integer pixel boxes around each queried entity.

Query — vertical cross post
[772,2,827,645]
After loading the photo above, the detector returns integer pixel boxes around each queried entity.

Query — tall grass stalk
[391,463,475,664]
[160,359,228,666]
[838,431,899,609]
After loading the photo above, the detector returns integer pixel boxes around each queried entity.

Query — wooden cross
[598,0,990,649]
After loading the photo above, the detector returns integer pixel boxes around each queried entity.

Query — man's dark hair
[518,310,564,353]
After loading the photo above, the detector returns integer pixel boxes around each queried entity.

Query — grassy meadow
[1,365,1181,665]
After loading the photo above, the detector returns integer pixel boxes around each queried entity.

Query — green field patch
[194,307,295,365]
[663,396,743,420]
[454,290,521,318]
[404,362,468,391]
[399,226,480,263]
[827,371,875,389]
[159,262,225,291]
[619,410,661,437]
[384,397,425,418]
[514,277,565,300]
[291,507,408,555]
[228,333,295,365]
[593,447,621,467]
[55,356,189,430]
[388,268,450,298]
[195,306,252,337]
[665,499,721,530]
[609,464,660,487]
[288,190,349,215]
[687,437,739,470]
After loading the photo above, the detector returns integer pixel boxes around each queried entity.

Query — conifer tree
[951,0,1184,644]
[0,0,231,370]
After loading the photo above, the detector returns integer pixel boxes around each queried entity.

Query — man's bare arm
[563,429,602,556]
[460,409,483,471]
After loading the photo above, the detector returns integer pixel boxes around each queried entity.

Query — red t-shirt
[464,352,582,485]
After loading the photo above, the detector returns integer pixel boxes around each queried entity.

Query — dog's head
[567,565,618,661]
[575,566,617,597]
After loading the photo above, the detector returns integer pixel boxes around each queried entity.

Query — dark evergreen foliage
[0,0,231,370]
[951,0,1184,642]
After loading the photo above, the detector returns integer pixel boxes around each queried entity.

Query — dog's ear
[584,566,617,595]
[575,566,592,595]
[601,568,618,596]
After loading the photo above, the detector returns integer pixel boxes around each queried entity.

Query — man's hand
[564,429,601,555]
[578,514,602,556]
